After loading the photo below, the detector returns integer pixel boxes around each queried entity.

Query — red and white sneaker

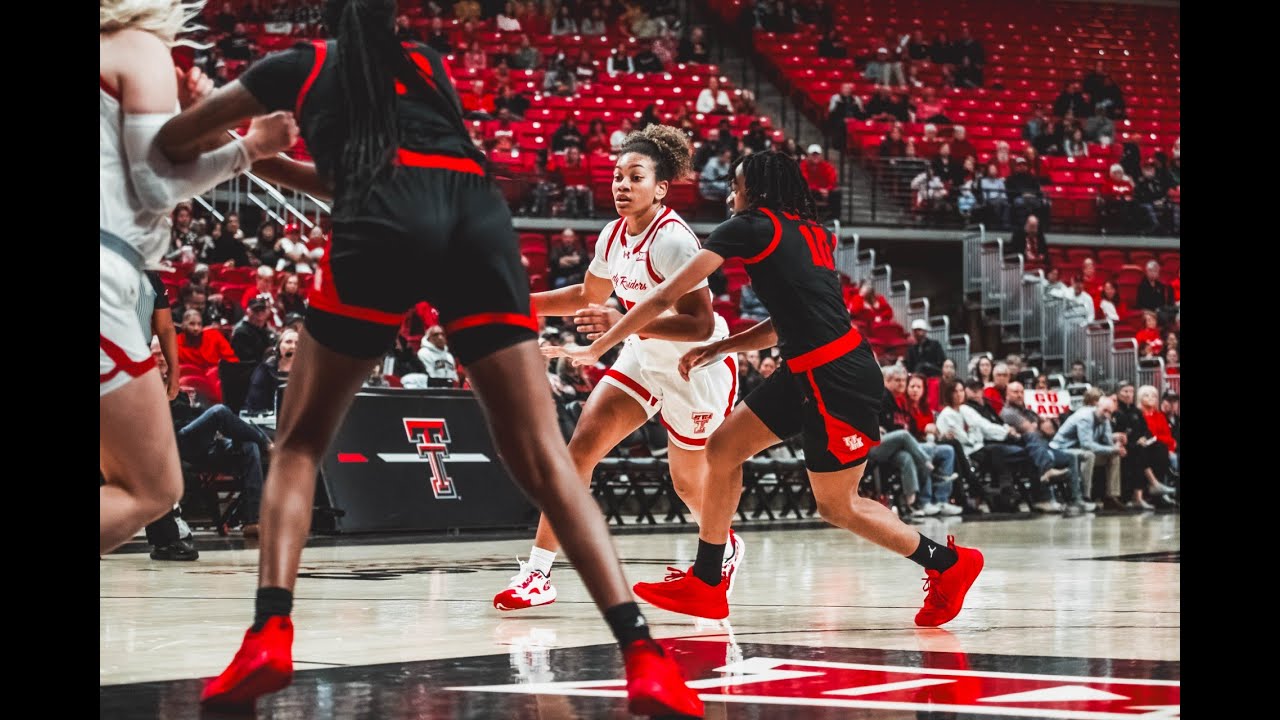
[200,616,294,708]
[623,639,705,717]
[493,560,557,611]
[722,530,746,596]
[634,567,729,620]
[915,535,985,627]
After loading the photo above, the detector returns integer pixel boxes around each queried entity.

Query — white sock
[529,546,557,576]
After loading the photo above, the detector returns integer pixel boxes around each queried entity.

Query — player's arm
[155,81,272,163]
[575,286,716,342]
[677,319,776,381]
[150,306,181,401]
[554,250,724,365]
[532,272,614,316]
[250,154,333,201]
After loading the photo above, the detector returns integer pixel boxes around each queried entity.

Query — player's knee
[705,431,747,468]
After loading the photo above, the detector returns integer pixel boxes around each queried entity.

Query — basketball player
[551,151,985,626]
[154,1,702,714]
[493,125,743,611]
[100,0,297,556]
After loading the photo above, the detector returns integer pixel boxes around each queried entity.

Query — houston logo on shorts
[403,418,459,500]
[842,434,865,451]
[691,412,714,433]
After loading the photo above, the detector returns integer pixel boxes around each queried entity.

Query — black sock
[907,534,959,572]
[692,539,725,586]
[603,602,653,651]
[252,587,293,631]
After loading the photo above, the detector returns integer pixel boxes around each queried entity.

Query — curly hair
[618,124,693,182]
[730,150,818,221]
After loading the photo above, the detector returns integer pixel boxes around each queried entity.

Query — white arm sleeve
[123,113,253,214]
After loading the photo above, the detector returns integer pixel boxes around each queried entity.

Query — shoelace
[921,572,950,608]
[662,566,687,582]
[508,558,540,588]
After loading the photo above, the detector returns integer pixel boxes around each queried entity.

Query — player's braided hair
[618,124,693,182]
[325,0,471,206]
[731,150,819,221]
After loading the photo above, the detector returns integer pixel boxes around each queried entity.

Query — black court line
[99,640,1180,720]
[1076,550,1181,563]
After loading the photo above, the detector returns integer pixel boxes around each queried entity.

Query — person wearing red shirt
[1134,310,1164,356]
[1136,384,1178,506]
[1100,163,1135,232]
[1079,257,1104,303]
[175,309,239,402]
[848,280,893,324]
[905,374,939,437]
[801,145,842,220]
[462,79,496,118]
[982,361,1010,414]
[547,146,593,217]
[242,265,278,312]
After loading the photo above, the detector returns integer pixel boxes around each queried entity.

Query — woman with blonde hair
[99,0,297,556]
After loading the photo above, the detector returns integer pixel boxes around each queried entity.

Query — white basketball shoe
[493,559,558,611]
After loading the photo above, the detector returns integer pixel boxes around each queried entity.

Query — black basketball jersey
[239,40,485,223]
[702,208,851,360]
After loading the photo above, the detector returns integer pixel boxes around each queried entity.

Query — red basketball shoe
[623,639,705,717]
[200,616,294,708]
[915,536,985,627]
[633,567,729,620]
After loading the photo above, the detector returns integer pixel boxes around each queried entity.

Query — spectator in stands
[177,308,238,379]
[582,119,610,155]
[696,76,734,115]
[737,283,769,323]
[863,47,899,87]
[551,117,584,152]
[246,220,281,270]
[955,25,984,66]
[953,55,983,89]
[1113,383,1174,510]
[411,324,457,387]
[493,82,530,119]
[609,117,634,153]
[424,16,451,53]
[1006,158,1048,228]
[1008,214,1047,264]
[549,228,588,289]
[496,2,522,31]
[231,294,277,364]
[827,82,867,148]
[968,354,993,386]
[949,125,977,162]
[818,28,847,59]
[462,41,488,70]
[633,39,664,73]
[1093,75,1126,119]
[904,29,929,62]
[910,87,948,125]
[549,3,577,34]
[1099,163,1136,232]
[1033,117,1064,157]
[569,48,597,85]
[699,148,734,203]
[929,29,956,68]
[1135,260,1176,313]
[170,203,198,252]
[608,39,635,75]
[1050,395,1125,509]
[1083,104,1115,146]
[955,379,1035,512]
[580,5,606,35]
[801,145,841,220]
[741,121,771,154]
[971,162,1009,229]
[463,79,496,119]
[1064,274,1096,321]
[455,0,481,22]
[204,212,249,267]
[244,327,297,414]
[865,85,896,123]
[177,395,272,536]
[735,351,765,399]
[910,165,948,214]
[931,142,963,188]
[905,319,945,376]
[1063,127,1089,158]
[1134,310,1164,355]
[1098,279,1125,321]
[880,365,957,517]
[1134,161,1169,235]
[678,26,709,62]
[276,272,306,319]
[543,57,578,97]
[218,23,254,62]
[1001,382,1090,513]
[507,33,537,70]
[1053,80,1089,119]
[1136,384,1178,497]
[984,362,1012,414]
[758,355,778,379]
[879,124,907,158]
[394,14,418,41]
[886,89,912,122]
[1044,265,1069,298]
[849,280,893,324]
[904,373,937,432]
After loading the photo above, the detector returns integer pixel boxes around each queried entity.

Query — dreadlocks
[731,150,819,222]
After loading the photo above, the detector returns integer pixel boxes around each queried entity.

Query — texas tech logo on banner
[403,418,459,500]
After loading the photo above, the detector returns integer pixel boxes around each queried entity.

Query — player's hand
[166,371,181,401]
[678,344,719,381]
[175,66,214,110]
[573,303,622,340]
[559,343,602,368]
[243,111,300,161]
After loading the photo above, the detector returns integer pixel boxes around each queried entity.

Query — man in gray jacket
[1050,396,1127,510]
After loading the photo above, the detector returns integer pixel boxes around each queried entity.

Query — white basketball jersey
[100,84,170,266]
[588,207,729,373]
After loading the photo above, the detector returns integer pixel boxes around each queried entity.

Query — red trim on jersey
[396,149,486,176]
[660,414,708,447]
[743,207,783,264]
[295,40,328,117]
[629,206,672,253]
[785,326,865,373]
[99,75,121,100]
[603,220,625,262]
[723,355,738,416]
[642,216,696,284]
[804,369,876,464]
[604,368,657,405]
[444,308,539,335]
[308,247,404,326]
[100,334,157,384]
